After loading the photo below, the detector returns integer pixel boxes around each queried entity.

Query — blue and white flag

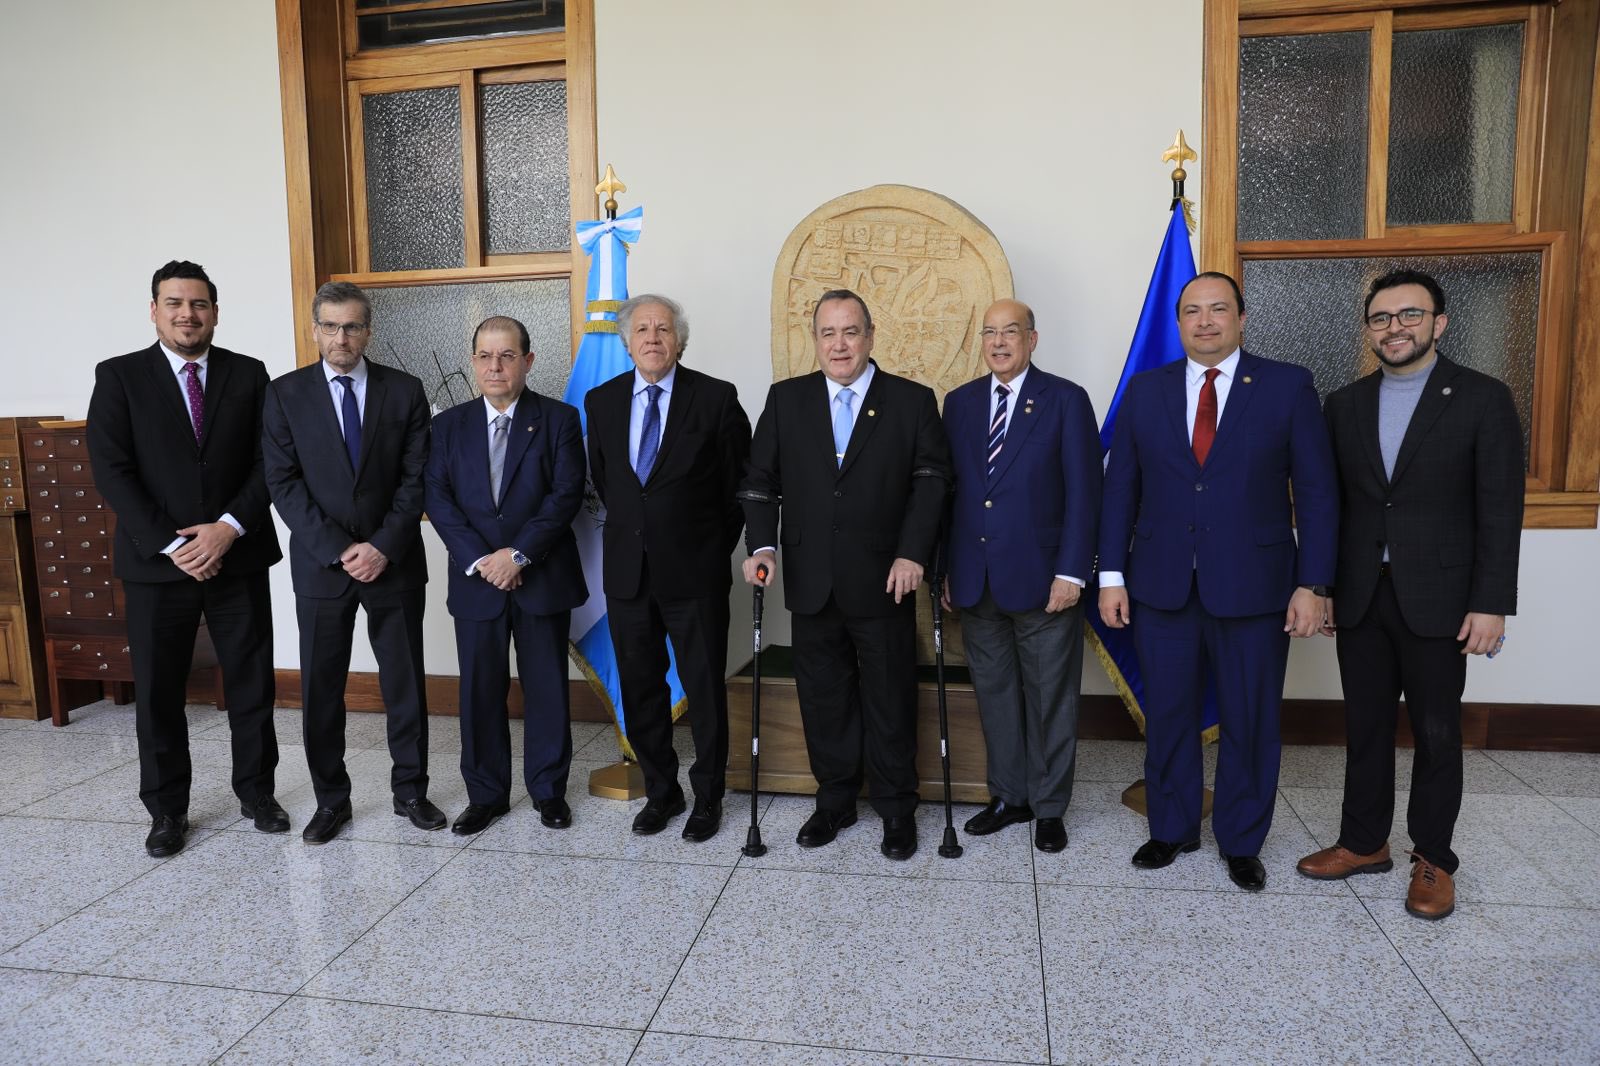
[564,206,686,756]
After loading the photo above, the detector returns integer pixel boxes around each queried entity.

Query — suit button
[1195,483,1204,492]
[634,529,641,535]
[984,500,992,508]
[1385,502,1393,509]
[979,536,986,543]
[640,492,648,500]
[833,490,842,498]
[1187,524,1194,532]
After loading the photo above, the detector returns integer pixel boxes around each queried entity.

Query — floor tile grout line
[0,962,295,1001]
[1546,795,1600,843]
[1030,829,1053,1065]
[638,1023,1047,1064]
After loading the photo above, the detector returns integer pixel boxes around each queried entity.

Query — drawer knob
[48,591,60,598]
[121,646,130,654]
[71,643,82,652]
[46,566,56,573]
[70,464,83,472]
[31,439,43,447]
[97,663,109,671]
[81,566,92,574]
[68,438,81,446]
[74,490,85,498]
[83,591,95,599]
[79,541,90,548]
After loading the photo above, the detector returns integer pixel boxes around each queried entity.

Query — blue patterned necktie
[636,383,663,481]
[334,375,361,470]
[987,383,1010,479]
[833,387,855,468]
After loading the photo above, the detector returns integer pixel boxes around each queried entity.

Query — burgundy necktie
[183,362,204,443]
[1193,367,1219,465]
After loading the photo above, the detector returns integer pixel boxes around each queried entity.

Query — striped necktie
[987,383,1010,479]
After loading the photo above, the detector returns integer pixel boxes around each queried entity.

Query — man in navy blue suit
[424,316,588,837]
[942,299,1102,853]
[1097,272,1337,890]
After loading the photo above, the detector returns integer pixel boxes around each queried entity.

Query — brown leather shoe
[1296,842,1393,880]
[1406,854,1455,920]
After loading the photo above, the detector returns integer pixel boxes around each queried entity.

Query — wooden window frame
[1203,0,1600,528]
[275,0,597,368]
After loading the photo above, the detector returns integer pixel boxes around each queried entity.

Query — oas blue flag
[1086,202,1220,741]
[564,206,686,757]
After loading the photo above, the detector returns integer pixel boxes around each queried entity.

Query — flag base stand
[1120,779,1214,819]
[588,760,646,800]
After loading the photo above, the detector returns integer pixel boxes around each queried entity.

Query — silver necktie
[489,413,510,503]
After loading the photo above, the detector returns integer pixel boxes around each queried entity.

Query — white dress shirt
[629,364,677,470]
[158,342,243,554]
[469,395,520,576]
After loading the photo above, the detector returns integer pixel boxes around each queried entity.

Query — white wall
[2,0,1594,704]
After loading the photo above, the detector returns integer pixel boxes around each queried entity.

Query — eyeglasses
[315,321,370,337]
[1365,308,1432,330]
[980,325,1030,340]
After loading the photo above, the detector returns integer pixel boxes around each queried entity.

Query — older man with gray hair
[584,294,752,841]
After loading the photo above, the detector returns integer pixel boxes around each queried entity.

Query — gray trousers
[960,585,1084,818]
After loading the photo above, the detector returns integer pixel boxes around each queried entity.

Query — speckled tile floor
[1,699,1596,1065]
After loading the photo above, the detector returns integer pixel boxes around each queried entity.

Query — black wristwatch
[510,549,531,568]
[1300,584,1332,597]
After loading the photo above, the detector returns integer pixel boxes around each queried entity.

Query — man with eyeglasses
[940,299,1101,853]
[425,317,587,837]
[263,281,444,844]
[1297,269,1523,920]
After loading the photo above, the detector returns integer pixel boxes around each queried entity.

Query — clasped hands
[169,522,237,581]
[475,548,524,591]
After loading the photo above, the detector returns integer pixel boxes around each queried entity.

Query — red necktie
[1193,367,1220,465]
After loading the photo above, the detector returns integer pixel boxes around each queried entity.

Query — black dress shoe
[302,802,353,845]
[393,796,447,831]
[1131,837,1201,869]
[535,797,571,829]
[1034,816,1068,853]
[242,795,290,834]
[964,798,1034,836]
[145,814,189,858]
[796,806,857,848]
[631,793,687,835]
[451,800,510,836]
[681,799,722,842]
[1224,853,1267,891]
[881,815,918,860]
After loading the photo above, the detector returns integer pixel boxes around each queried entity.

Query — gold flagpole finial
[596,164,626,220]
[1162,130,1198,234]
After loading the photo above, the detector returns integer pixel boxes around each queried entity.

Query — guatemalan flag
[1086,201,1221,742]
[564,205,686,757]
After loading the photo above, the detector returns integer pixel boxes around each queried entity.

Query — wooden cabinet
[0,417,62,720]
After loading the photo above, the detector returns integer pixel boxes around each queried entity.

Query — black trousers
[607,557,730,806]
[297,584,429,808]
[791,595,919,819]
[123,571,277,818]
[456,603,572,806]
[1336,571,1467,873]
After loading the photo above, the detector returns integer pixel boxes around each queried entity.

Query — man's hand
[171,522,237,581]
[1320,598,1337,637]
[1457,612,1505,656]
[939,576,953,613]
[1099,587,1130,628]
[1284,587,1324,638]
[477,548,524,592]
[886,557,924,604]
[743,550,776,587]
[340,542,389,583]
[1045,578,1082,613]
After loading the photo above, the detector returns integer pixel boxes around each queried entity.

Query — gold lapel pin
[867,409,876,417]
[1242,375,1253,384]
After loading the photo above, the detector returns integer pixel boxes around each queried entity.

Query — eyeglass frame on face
[1365,307,1433,330]
[979,325,1031,340]
[315,320,370,337]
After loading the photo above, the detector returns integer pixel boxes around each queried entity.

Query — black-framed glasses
[1365,308,1432,330]
[316,321,370,337]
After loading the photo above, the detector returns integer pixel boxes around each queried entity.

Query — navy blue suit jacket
[944,367,1102,612]
[1097,351,1338,617]
[423,392,588,622]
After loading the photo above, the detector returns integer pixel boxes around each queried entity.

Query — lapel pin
[867,409,876,417]
[1442,386,1452,396]
[1242,376,1253,384]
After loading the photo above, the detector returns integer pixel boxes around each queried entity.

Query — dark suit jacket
[944,367,1102,613]
[585,365,751,600]
[1098,350,1338,617]
[424,392,588,621]
[262,359,430,601]
[1323,355,1523,637]
[741,362,951,617]
[88,343,282,582]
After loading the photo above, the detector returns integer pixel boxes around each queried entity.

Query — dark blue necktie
[334,375,361,470]
[636,383,662,481]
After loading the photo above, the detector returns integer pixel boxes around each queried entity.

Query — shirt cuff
[160,536,188,556]
[219,514,244,537]
[752,546,777,556]
[468,554,492,576]
[1099,571,1126,588]
[1054,575,1085,587]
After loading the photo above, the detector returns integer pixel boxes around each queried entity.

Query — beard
[1371,330,1435,370]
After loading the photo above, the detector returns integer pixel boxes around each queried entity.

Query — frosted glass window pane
[362,87,465,272]
[364,279,573,408]
[480,81,570,255]
[1387,24,1522,226]
[1238,32,1369,242]
[1242,253,1538,464]
[356,1,563,50]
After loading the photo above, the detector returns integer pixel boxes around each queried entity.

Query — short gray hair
[617,293,688,355]
[312,281,373,327]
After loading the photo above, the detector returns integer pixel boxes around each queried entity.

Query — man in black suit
[89,260,286,857]
[585,295,750,841]
[425,316,588,837]
[262,281,444,844]
[1297,269,1523,921]
[741,289,950,860]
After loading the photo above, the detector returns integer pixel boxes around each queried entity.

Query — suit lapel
[198,348,232,453]
[1206,351,1259,463]
[1352,370,1387,486]
[1160,360,1195,469]
[500,395,540,499]
[1389,357,1459,487]
[142,345,196,447]
[355,362,386,481]
[838,363,884,478]
[987,371,1044,487]
[645,368,692,485]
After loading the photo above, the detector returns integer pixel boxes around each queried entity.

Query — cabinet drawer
[55,460,93,484]
[39,561,114,588]
[34,511,113,535]
[50,637,133,679]
[41,586,120,620]
[61,537,112,564]
[22,433,88,461]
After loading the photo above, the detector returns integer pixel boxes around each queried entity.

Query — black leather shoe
[1224,853,1267,891]
[535,797,571,829]
[1034,816,1068,853]
[242,795,290,834]
[145,814,188,857]
[881,815,918,860]
[796,806,857,848]
[1131,837,1201,869]
[631,793,687,835]
[393,796,447,831]
[451,800,510,836]
[964,798,1034,835]
[302,802,353,845]
[681,799,722,842]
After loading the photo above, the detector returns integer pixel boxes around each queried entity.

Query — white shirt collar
[990,366,1029,396]
[1187,348,1240,384]
[483,395,520,424]
[159,342,208,374]
[826,360,875,403]
[633,364,677,396]
[322,357,369,385]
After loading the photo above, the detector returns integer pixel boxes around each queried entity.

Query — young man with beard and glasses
[1297,269,1523,920]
